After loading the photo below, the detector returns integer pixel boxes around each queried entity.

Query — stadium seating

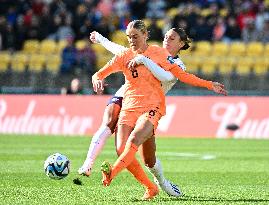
[246,42,264,57]
[75,40,87,50]
[235,57,255,75]
[96,53,114,68]
[111,30,128,46]
[182,56,201,73]
[55,40,67,54]
[28,54,46,73]
[264,43,269,57]
[254,57,269,75]
[45,54,61,74]
[0,52,11,72]
[212,42,229,56]
[201,8,211,17]
[143,18,151,27]
[10,52,28,72]
[5,39,269,80]
[23,40,40,54]
[179,46,193,57]
[220,8,228,17]
[200,57,219,75]
[91,43,109,54]
[40,40,57,54]
[218,57,236,75]
[167,8,178,18]
[229,42,246,57]
[157,19,165,28]
[193,41,211,57]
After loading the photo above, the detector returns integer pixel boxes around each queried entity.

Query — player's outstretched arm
[127,54,175,82]
[170,67,228,95]
[90,31,128,55]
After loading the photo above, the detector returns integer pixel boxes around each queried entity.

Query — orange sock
[127,159,156,189]
[111,142,138,179]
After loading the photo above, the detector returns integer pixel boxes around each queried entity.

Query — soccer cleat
[142,184,159,200]
[154,178,183,197]
[78,166,91,177]
[101,161,112,186]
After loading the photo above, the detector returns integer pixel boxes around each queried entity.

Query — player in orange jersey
[91,20,227,200]
[79,30,189,197]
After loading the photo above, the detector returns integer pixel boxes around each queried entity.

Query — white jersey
[161,56,186,94]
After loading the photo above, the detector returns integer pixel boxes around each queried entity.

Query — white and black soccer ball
[44,153,70,180]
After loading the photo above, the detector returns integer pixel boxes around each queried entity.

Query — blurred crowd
[0,0,269,51]
[0,0,269,94]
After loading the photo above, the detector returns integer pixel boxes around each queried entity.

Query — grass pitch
[0,135,269,205]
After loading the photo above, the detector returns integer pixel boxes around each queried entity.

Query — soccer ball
[44,153,70,180]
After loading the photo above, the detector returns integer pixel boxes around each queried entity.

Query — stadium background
[0,0,268,138]
[0,0,268,95]
[0,1,269,204]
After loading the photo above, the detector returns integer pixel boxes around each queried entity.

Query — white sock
[82,125,112,169]
[147,158,165,184]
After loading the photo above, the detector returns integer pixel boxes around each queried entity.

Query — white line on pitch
[101,151,216,160]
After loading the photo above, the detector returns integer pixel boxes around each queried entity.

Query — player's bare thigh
[115,124,133,155]
[115,123,157,167]
[102,103,121,132]
[128,119,154,146]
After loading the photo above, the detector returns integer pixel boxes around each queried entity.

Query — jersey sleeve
[98,34,128,55]
[156,48,213,90]
[93,55,124,80]
[170,67,213,90]
[134,54,175,81]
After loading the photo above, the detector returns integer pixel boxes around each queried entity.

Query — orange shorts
[118,107,163,132]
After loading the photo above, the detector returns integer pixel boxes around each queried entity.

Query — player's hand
[212,82,228,95]
[89,31,101,43]
[92,75,105,94]
[127,59,138,71]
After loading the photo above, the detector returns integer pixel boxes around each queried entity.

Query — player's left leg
[102,123,158,200]
[140,136,183,197]
[103,111,165,199]
[78,98,122,176]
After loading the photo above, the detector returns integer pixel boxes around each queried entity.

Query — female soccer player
[91,20,227,200]
[80,27,227,197]
[78,29,189,197]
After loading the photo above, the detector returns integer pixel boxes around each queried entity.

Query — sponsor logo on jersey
[167,56,175,64]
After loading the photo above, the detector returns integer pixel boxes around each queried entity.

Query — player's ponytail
[172,27,192,50]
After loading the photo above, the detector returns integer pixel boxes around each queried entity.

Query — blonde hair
[127,20,148,34]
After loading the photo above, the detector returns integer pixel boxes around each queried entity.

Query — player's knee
[129,134,140,146]
[104,117,117,132]
[129,134,147,147]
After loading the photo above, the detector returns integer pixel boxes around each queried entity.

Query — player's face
[126,27,147,51]
[163,29,184,56]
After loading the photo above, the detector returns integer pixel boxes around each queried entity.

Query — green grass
[0,135,269,205]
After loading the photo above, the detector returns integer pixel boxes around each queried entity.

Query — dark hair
[171,27,192,50]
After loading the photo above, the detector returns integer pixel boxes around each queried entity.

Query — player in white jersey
[79,28,191,197]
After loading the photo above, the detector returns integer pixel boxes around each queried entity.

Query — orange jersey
[94,45,213,115]
[95,45,176,115]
